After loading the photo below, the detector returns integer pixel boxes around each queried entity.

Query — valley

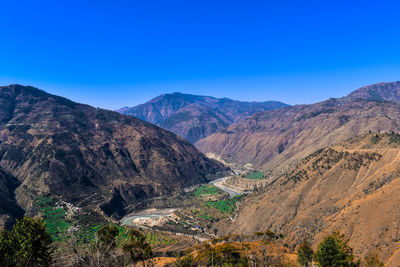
[2,81,400,266]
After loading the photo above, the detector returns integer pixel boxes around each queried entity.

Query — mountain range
[196,82,400,177]
[0,85,228,226]
[117,92,288,143]
[2,81,400,263]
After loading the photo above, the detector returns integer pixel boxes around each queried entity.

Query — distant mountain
[216,133,400,262]
[0,85,228,225]
[116,93,288,143]
[347,81,400,103]
[196,81,400,174]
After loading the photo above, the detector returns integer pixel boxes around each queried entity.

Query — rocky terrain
[0,85,229,226]
[117,92,288,143]
[215,133,400,262]
[196,81,400,175]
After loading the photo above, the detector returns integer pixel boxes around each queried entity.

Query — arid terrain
[215,133,400,263]
[196,82,400,177]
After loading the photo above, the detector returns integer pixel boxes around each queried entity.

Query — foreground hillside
[196,81,400,175]
[0,85,228,226]
[216,133,400,262]
[117,92,288,143]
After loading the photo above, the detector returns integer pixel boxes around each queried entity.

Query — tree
[0,229,12,265]
[174,254,195,267]
[8,216,53,266]
[297,238,314,266]
[314,232,359,267]
[90,224,121,267]
[123,229,153,266]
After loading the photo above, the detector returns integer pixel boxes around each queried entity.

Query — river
[209,176,242,197]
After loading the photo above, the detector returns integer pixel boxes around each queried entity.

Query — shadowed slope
[0,85,228,222]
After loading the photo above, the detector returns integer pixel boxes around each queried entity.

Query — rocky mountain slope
[0,85,228,225]
[196,81,400,175]
[347,81,400,103]
[117,92,288,143]
[217,133,400,262]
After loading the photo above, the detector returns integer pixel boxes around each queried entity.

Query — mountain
[116,93,288,143]
[347,81,400,104]
[0,85,228,225]
[195,81,400,175]
[215,133,400,262]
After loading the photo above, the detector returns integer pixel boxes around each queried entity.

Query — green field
[34,196,71,242]
[194,184,222,196]
[34,195,107,243]
[243,171,264,180]
[206,195,244,215]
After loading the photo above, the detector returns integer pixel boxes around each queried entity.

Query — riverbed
[121,208,176,227]
[209,176,242,197]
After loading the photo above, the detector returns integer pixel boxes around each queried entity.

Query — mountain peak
[347,80,400,104]
[117,93,288,143]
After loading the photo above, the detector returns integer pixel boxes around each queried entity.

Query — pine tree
[297,238,313,266]
[314,232,359,267]
[8,216,53,266]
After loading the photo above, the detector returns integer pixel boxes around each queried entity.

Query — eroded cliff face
[0,84,229,223]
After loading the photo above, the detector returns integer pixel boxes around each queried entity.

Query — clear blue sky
[1,0,400,109]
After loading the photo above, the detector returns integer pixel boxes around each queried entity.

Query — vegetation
[0,216,53,267]
[170,240,295,267]
[314,232,359,267]
[363,250,384,267]
[243,170,264,180]
[297,238,313,266]
[206,194,244,214]
[194,184,221,196]
[123,229,153,265]
[389,133,400,144]
[0,215,387,267]
[34,195,108,244]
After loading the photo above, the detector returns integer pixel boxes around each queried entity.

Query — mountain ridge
[117,92,288,143]
[195,81,400,175]
[0,84,229,225]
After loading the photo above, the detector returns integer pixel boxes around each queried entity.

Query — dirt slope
[216,133,400,262]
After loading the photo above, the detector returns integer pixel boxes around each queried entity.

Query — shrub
[297,238,313,266]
